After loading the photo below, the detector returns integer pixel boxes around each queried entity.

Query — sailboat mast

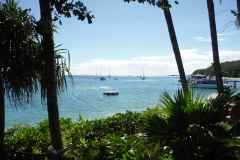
[142,68,146,80]
[94,67,98,79]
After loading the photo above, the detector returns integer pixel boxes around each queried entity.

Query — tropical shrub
[144,88,240,160]
[4,111,151,159]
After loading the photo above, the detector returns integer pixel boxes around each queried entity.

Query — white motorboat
[188,74,231,89]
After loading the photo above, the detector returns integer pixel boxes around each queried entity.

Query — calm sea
[5,76,237,129]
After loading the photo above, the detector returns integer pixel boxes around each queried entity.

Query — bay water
[5,76,232,129]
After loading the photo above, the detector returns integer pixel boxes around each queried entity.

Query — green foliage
[144,88,240,159]
[71,111,145,141]
[4,123,51,153]
[231,9,240,30]
[4,111,152,159]
[40,44,74,101]
[123,0,179,9]
[123,0,156,6]
[55,45,73,91]
[192,59,240,77]
[0,0,43,107]
[49,0,95,24]
[68,134,145,159]
[0,0,73,105]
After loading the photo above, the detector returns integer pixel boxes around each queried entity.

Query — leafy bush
[4,111,153,159]
[144,88,240,160]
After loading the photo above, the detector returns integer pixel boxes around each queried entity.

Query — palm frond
[144,88,240,159]
[0,1,40,107]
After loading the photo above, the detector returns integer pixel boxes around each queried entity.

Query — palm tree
[237,0,240,28]
[0,1,73,158]
[237,0,240,15]
[206,0,224,94]
[37,0,93,157]
[219,0,240,30]
[156,0,188,92]
[0,0,41,157]
[123,0,188,92]
[124,0,188,91]
[40,45,74,104]
[145,88,240,159]
[231,0,240,29]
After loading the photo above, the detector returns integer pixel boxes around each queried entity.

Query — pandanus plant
[144,88,240,159]
[0,0,73,157]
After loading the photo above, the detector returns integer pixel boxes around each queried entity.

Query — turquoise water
[5,76,235,129]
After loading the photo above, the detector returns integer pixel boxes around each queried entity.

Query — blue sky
[18,0,239,76]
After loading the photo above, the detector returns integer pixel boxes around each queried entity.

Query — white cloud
[217,32,239,36]
[70,49,240,76]
[205,50,240,62]
[218,38,227,41]
[136,55,174,61]
[180,49,211,60]
[192,37,211,42]
[193,36,226,42]
[193,32,238,42]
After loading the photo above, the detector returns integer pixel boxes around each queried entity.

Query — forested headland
[192,59,240,77]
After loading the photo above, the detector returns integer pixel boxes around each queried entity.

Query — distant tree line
[192,59,240,77]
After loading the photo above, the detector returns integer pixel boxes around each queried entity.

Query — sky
[18,0,240,76]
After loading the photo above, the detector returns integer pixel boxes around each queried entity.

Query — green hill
[192,59,240,77]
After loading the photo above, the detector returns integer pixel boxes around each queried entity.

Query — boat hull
[99,77,106,80]
[190,83,231,89]
[103,91,119,95]
[188,74,231,89]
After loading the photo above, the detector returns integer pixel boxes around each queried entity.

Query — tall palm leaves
[230,0,240,29]
[0,0,41,156]
[207,0,224,94]
[0,1,73,157]
[40,44,73,102]
[145,89,240,159]
[235,0,240,29]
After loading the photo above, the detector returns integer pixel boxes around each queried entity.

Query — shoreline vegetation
[192,60,240,78]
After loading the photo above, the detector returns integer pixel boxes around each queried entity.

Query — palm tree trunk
[39,0,64,157]
[237,0,240,13]
[207,0,224,93]
[237,0,240,23]
[0,73,5,158]
[163,8,188,92]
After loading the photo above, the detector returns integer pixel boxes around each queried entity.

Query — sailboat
[98,70,106,80]
[108,69,111,78]
[142,68,146,80]
[94,67,98,79]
